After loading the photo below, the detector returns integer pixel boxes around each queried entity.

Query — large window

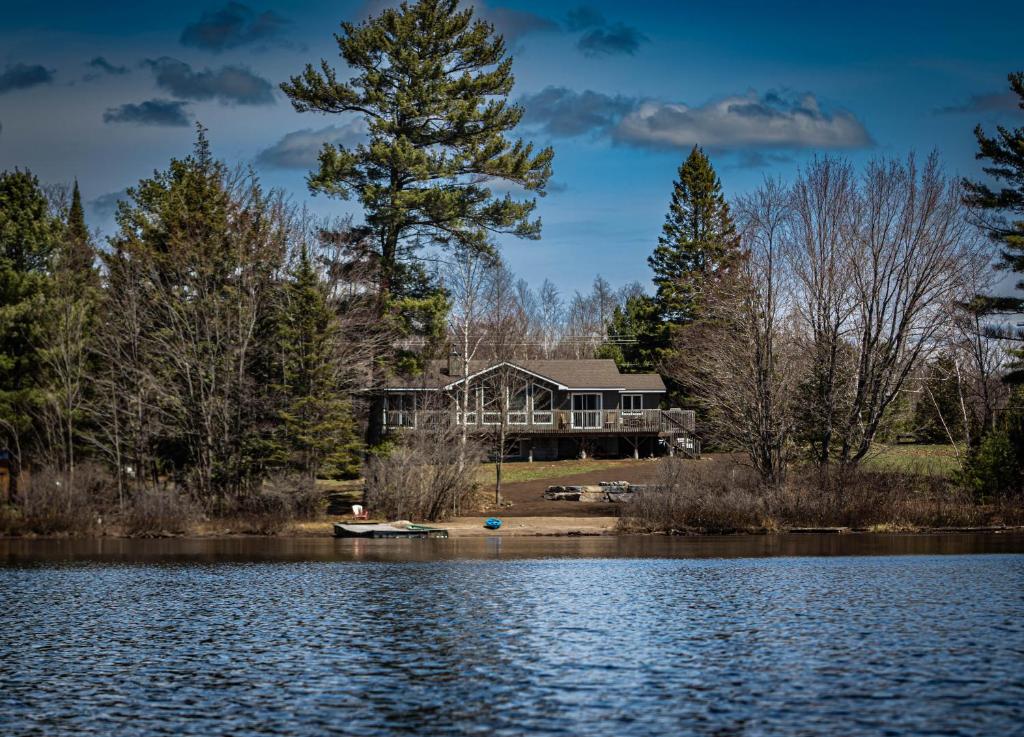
[622,394,643,415]
[532,384,553,424]
[509,380,529,424]
[385,394,416,427]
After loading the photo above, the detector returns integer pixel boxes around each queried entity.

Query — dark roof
[386,359,666,392]
[619,373,667,391]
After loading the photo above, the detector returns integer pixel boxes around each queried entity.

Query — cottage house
[379,356,698,460]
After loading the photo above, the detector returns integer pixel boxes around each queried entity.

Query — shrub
[961,431,1021,501]
[620,458,768,533]
[220,474,322,534]
[15,467,99,536]
[620,457,990,533]
[122,486,198,538]
[262,473,323,518]
[364,426,483,521]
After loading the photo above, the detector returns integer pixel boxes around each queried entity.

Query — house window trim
[570,392,603,429]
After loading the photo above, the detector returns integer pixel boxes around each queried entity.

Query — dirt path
[482,459,662,517]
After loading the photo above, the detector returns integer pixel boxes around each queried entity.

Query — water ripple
[2,552,1023,736]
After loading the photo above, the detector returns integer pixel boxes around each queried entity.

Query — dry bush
[620,457,1004,533]
[769,468,982,529]
[122,486,199,538]
[365,426,484,521]
[215,474,322,535]
[619,458,768,534]
[12,467,100,536]
[262,473,323,519]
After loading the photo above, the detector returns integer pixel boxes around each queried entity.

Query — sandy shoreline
[289,516,621,538]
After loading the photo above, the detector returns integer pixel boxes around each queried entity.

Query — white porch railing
[383,408,693,434]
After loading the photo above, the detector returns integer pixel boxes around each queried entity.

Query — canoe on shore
[333,522,449,539]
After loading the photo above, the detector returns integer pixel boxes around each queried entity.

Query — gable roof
[384,358,666,392]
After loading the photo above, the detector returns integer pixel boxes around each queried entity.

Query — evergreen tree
[283,0,552,283]
[648,146,739,324]
[282,0,551,320]
[598,294,666,373]
[65,180,98,281]
[275,247,362,480]
[961,72,1024,487]
[39,179,101,482]
[0,169,61,456]
[964,72,1024,302]
[107,127,289,498]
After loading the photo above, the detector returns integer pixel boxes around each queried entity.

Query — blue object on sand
[484,517,502,530]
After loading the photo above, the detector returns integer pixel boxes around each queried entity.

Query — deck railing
[383,408,694,435]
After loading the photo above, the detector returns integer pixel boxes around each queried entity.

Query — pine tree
[598,294,666,373]
[39,179,101,484]
[64,181,98,281]
[275,247,362,479]
[964,72,1024,292]
[0,169,61,457]
[960,71,1024,492]
[107,127,288,498]
[648,146,739,324]
[281,0,552,312]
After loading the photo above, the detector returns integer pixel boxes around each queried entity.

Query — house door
[571,393,602,429]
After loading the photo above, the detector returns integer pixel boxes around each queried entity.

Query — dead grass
[619,456,1017,534]
[861,443,961,477]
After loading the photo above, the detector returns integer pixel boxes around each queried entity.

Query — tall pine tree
[648,146,739,325]
[64,181,98,281]
[282,0,553,294]
[38,178,101,484]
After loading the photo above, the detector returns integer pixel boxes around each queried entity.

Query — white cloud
[614,92,872,150]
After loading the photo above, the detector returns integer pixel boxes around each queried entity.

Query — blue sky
[0,0,1021,293]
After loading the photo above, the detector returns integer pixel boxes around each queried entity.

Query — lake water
[2,534,1023,736]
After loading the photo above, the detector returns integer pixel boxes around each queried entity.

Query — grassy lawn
[475,458,644,485]
[862,443,962,477]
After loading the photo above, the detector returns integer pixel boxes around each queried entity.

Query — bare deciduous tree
[786,156,858,466]
[674,179,797,486]
[838,154,985,464]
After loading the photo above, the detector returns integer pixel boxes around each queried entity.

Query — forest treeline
[2,0,1023,534]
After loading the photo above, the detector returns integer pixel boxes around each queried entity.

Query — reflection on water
[3,531,1024,564]
[2,535,1022,736]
